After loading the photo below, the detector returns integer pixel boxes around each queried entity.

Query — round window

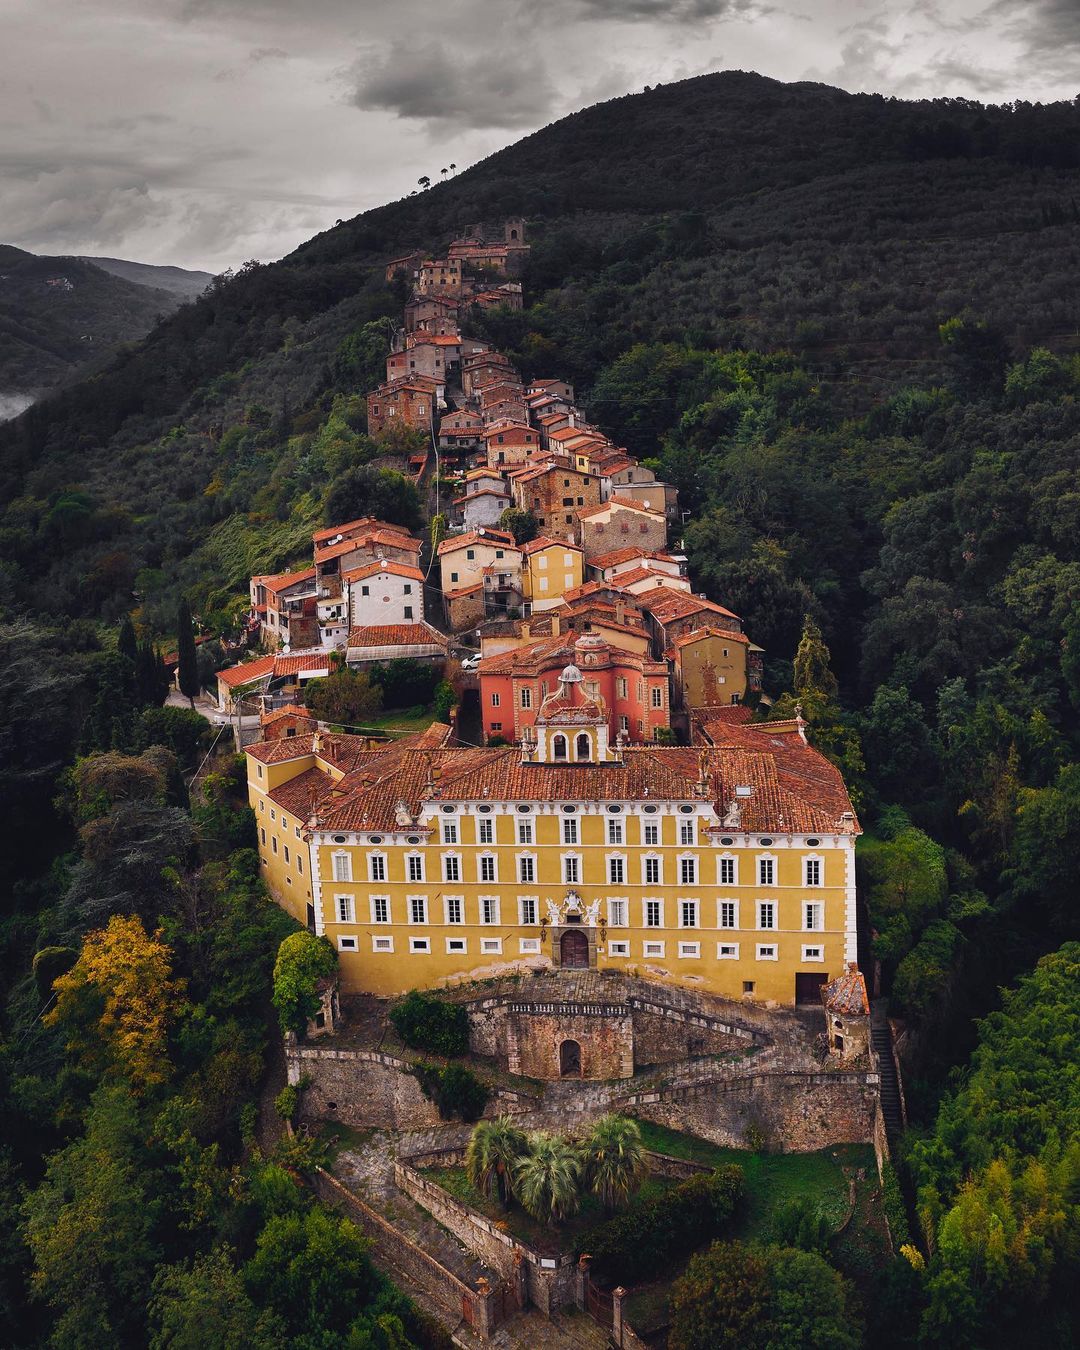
[806,838,820,847]
[562,805,577,813]
[441,805,455,813]
[679,805,694,814]
[759,837,773,846]
[332,835,347,844]
[607,804,622,813]
[407,836,420,845]
[369,836,382,844]
[477,804,492,813]
[720,836,734,846]
[643,804,658,814]
[517,805,531,813]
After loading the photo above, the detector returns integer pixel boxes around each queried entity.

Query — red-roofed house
[342,559,425,628]
[437,528,522,630]
[366,378,439,436]
[511,460,601,543]
[345,623,448,667]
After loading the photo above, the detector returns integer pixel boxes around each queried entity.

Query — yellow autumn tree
[47,915,186,1090]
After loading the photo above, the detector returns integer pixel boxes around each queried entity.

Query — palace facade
[247,665,860,1006]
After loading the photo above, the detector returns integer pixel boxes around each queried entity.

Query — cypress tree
[177,599,199,707]
[118,616,138,667]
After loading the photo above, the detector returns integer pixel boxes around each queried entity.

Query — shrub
[414,1064,490,1122]
[274,1084,299,1122]
[580,1164,744,1286]
[880,1160,911,1247]
[390,990,469,1056]
[271,932,336,1034]
[32,946,78,1001]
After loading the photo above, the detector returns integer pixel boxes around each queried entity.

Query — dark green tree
[176,599,199,707]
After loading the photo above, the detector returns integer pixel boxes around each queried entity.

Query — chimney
[615,598,625,626]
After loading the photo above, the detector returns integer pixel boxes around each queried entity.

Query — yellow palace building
[246,666,861,1006]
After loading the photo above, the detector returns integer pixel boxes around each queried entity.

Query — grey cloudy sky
[2,0,1077,273]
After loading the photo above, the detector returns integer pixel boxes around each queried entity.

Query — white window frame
[607,898,628,928]
[478,852,498,883]
[335,895,354,923]
[518,895,539,925]
[718,853,738,886]
[643,939,666,957]
[804,855,823,887]
[370,895,390,924]
[520,687,532,709]
[517,852,536,884]
[368,852,387,883]
[642,854,662,886]
[678,854,698,886]
[756,943,778,961]
[642,820,660,847]
[408,895,428,925]
[480,936,503,955]
[607,854,626,885]
[651,686,664,708]
[338,935,358,952]
[562,853,581,885]
[409,937,431,954]
[679,819,697,847]
[476,817,495,845]
[718,899,739,929]
[679,898,699,929]
[406,852,425,883]
[444,894,464,925]
[516,818,534,845]
[608,940,630,957]
[804,901,824,932]
[678,940,701,959]
[332,851,351,882]
[717,941,740,960]
[441,819,458,845]
[802,945,825,962]
[443,853,461,882]
[562,817,579,845]
[757,854,776,887]
[372,935,394,953]
[479,895,500,926]
[644,897,664,928]
[607,818,624,845]
[446,936,467,954]
[757,900,776,931]
[519,937,541,954]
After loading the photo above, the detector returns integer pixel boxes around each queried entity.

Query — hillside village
[220,219,764,746]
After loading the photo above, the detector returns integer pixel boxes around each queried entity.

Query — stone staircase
[870,1008,904,1146]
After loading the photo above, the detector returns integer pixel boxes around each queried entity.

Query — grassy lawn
[347,705,437,736]
[423,1165,676,1256]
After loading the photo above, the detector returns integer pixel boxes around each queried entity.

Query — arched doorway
[560,929,589,969]
[575,733,591,761]
[560,1039,582,1077]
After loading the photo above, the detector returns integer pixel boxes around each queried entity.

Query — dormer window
[575,733,591,761]
[552,734,568,761]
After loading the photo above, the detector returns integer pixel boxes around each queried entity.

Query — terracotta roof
[608,566,685,591]
[823,966,870,1016]
[437,528,517,556]
[273,653,331,676]
[346,623,448,650]
[523,535,583,555]
[218,655,276,687]
[260,704,314,726]
[476,633,575,675]
[455,487,512,504]
[315,530,422,564]
[342,560,425,583]
[269,766,335,820]
[591,547,673,570]
[313,517,410,544]
[673,626,751,648]
[257,567,316,594]
[638,587,741,624]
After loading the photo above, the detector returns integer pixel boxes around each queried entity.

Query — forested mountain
[3,70,1080,1348]
[78,256,213,300]
[0,246,198,414]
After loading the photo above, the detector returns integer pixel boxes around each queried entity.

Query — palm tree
[449,162,457,174]
[465,1116,527,1210]
[513,1132,582,1225]
[441,166,448,179]
[582,1114,646,1212]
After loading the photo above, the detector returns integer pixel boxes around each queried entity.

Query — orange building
[477,631,669,745]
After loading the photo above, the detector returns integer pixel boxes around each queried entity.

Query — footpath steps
[870,1016,904,1144]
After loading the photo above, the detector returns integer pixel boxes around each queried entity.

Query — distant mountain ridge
[78,256,212,299]
[0,245,210,416]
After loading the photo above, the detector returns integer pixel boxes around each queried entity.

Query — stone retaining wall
[311,1167,503,1336]
[395,1162,578,1315]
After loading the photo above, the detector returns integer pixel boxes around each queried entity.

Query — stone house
[367,378,439,436]
[438,528,523,629]
[404,295,458,333]
[418,258,463,295]
[511,460,601,543]
[250,566,317,648]
[455,486,513,531]
[576,497,668,561]
[670,626,761,709]
[483,420,539,468]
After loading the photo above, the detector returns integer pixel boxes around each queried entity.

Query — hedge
[414,1063,490,1122]
[579,1164,744,1286]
